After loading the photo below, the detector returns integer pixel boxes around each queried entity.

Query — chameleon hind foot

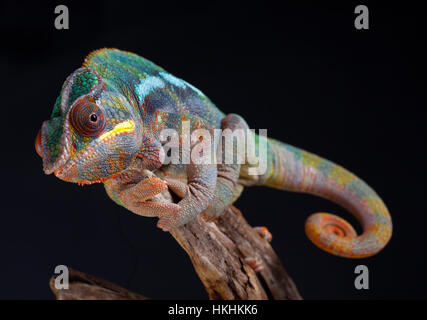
[205,113,249,217]
[254,226,273,242]
[244,257,264,272]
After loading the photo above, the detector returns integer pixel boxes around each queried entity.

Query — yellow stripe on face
[98,120,135,141]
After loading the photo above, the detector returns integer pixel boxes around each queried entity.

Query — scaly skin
[36,48,392,258]
[240,139,392,258]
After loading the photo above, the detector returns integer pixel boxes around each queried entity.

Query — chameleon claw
[244,257,264,272]
[157,216,177,232]
[157,222,169,232]
[254,226,273,242]
[155,204,183,231]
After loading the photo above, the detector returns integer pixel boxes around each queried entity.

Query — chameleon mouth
[35,129,43,158]
[39,118,72,175]
[52,120,136,184]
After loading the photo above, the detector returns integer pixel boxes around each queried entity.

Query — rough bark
[170,206,301,300]
[50,267,147,300]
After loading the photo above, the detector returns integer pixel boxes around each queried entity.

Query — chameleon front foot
[118,176,181,227]
[119,177,168,205]
[156,211,182,232]
[254,226,273,242]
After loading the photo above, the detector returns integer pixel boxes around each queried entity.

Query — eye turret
[69,98,106,136]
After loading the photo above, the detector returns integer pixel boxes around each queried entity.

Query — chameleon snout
[35,128,42,158]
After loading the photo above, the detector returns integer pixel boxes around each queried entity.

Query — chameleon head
[36,67,141,185]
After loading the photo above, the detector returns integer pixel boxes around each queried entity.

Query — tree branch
[50,204,301,300]
[170,205,301,300]
[49,267,147,300]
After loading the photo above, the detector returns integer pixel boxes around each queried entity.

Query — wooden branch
[216,206,301,300]
[50,204,301,300]
[50,267,147,300]
[170,208,267,299]
[171,206,301,300]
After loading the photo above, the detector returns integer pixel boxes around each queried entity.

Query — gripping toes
[254,226,273,242]
[244,257,264,272]
[120,177,168,204]
[157,208,182,232]
[119,177,181,220]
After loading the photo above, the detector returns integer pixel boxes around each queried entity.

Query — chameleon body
[36,49,392,258]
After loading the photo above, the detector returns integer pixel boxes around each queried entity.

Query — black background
[0,1,424,299]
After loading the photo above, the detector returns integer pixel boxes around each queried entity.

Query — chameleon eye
[69,98,106,137]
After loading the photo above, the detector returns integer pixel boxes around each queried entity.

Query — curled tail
[242,138,392,258]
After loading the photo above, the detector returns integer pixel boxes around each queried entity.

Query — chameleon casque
[36,48,392,259]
